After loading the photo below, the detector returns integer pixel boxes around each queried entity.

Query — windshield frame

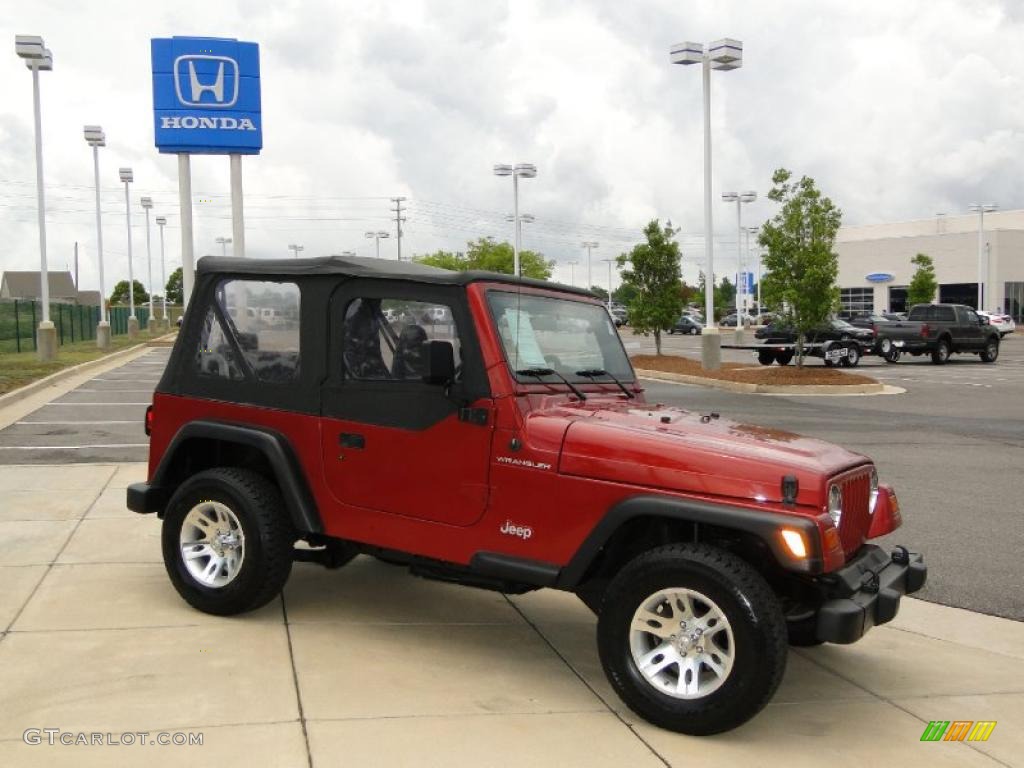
[484,288,637,385]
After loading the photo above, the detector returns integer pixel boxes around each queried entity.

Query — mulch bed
[631,354,878,386]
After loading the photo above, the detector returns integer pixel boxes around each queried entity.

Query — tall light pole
[119,167,139,338]
[391,197,406,260]
[671,38,743,369]
[84,125,110,349]
[288,243,304,259]
[494,163,537,276]
[506,213,534,271]
[140,196,157,333]
[215,237,232,257]
[581,242,599,290]
[969,203,997,310]
[16,35,56,360]
[602,258,617,310]
[567,259,578,287]
[155,216,168,329]
[364,231,389,259]
[722,191,756,336]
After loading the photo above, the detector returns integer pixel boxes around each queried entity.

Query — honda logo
[173,55,239,108]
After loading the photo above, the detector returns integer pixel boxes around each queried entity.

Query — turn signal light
[780,529,808,559]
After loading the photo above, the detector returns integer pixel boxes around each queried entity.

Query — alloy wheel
[179,501,246,588]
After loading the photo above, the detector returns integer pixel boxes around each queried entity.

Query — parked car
[720,312,755,327]
[977,311,1016,338]
[609,306,629,327]
[129,254,925,736]
[875,303,1001,364]
[842,312,891,331]
[755,319,875,366]
[668,315,703,335]
[881,312,907,322]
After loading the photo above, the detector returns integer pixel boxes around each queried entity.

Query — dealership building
[835,209,1024,320]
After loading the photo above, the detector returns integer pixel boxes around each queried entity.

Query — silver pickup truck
[876,303,1001,364]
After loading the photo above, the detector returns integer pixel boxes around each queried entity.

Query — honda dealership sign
[151,36,262,154]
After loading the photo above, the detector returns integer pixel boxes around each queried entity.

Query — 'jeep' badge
[500,520,533,540]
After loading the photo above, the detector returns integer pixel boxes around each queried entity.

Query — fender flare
[153,420,322,533]
[555,495,824,589]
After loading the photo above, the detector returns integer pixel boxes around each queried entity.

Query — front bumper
[816,544,926,644]
[126,482,167,515]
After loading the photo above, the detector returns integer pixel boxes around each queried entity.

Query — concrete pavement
[0,461,1022,767]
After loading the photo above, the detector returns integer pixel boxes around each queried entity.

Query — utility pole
[391,197,407,260]
[73,242,79,288]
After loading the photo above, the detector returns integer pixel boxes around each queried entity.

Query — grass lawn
[0,335,147,396]
[631,354,878,386]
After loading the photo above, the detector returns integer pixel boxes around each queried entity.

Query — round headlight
[868,467,879,514]
[828,483,843,526]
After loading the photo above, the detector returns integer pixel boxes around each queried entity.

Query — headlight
[827,483,843,527]
[868,467,879,514]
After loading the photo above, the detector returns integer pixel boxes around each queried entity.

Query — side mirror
[424,340,455,385]
[979,316,989,325]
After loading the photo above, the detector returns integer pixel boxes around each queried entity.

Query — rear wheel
[980,337,1000,363]
[757,350,774,366]
[931,338,951,365]
[597,544,787,735]
[840,345,861,367]
[162,468,295,616]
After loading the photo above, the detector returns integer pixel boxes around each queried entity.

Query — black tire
[931,338,951,365]
[775,351,794,366]
[980,337,1000,363]
[162,467,295,616]
[757,350,774,366]
[840,345,861,368]
[597,543,787,736]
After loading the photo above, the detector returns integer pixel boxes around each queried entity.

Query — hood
[551,400,867,508]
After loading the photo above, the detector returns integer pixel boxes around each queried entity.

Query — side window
[343,298,461,381]
[964,309,979,324]
[194,279,301,384]
[935,306,956,322]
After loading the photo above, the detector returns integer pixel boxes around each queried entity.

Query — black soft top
[196,255,593,297]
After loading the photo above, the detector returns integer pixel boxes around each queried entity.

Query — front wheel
[162,468,295,616]
[840,345,861,367]
[597,544,787,735]
[775,351,794,366]
[931,338,950,364]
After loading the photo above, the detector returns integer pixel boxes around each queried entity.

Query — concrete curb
[635,368,888,395]
[0,333,175,410]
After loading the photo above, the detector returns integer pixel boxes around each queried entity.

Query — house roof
[195,255,593,297]
[0,271,79,300]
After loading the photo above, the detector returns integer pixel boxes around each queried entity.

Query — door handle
[339,433,365,449]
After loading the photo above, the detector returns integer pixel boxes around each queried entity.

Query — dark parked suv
[875,303,1000,363]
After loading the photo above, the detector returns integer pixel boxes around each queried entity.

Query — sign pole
[230,153,245,257]
[178,153,195,306]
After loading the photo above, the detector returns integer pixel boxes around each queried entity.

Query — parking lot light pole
[84,125,110,349]
[119,167,139,339]
[155,216,168,329]
[722,191,756,340]
[581,242,599,290]
[494,163,537,276]
[969,203,997,310]
[671,38,743,369]
[364,231,389,259]
[16,35,56,360]
[215,237,232,257]
[602,258,617,310]
[140,197,157,333]
[288,243,304,259]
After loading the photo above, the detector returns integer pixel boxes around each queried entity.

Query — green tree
[613,282,638,306]
[716,276,736,318]
[759,168,842,366]
[415,238,553,280]
[165,267,183,304]
[589,285,610,301]
[110,279,149,307]
[907,253,937,306]
[617,219,683,355]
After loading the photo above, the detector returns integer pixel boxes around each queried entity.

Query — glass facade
[888,286,908,313]
[1005,282,1024,322]
[840,287,873,313]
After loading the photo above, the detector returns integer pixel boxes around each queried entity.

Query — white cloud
[1,0,1021,294]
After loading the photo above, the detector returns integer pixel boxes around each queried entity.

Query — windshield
[487,291,635,383]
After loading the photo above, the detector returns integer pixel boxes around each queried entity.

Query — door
[957,307,983,350]
[320,282,494,527]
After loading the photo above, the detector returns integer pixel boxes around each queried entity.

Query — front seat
[391,324,429,379]
[343,301,391,379]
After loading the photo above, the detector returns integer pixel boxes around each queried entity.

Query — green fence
[0,300,154,354]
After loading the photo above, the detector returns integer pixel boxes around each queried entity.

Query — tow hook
[891,545,910,565]
[860,570,880,594]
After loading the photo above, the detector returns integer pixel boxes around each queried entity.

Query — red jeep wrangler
[129,255,926,734]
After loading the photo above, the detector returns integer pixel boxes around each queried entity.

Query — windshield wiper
[576,368,635,399]
[516,368,587,401]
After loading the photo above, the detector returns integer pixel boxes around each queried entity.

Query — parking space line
[16,420,139,425]
[69,389,155,393]
[0,444,149,450]
[44,402,151,406]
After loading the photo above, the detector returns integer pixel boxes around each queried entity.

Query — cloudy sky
[2,0,1022,295]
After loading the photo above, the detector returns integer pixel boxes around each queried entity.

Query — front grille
[837,470,872,556]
